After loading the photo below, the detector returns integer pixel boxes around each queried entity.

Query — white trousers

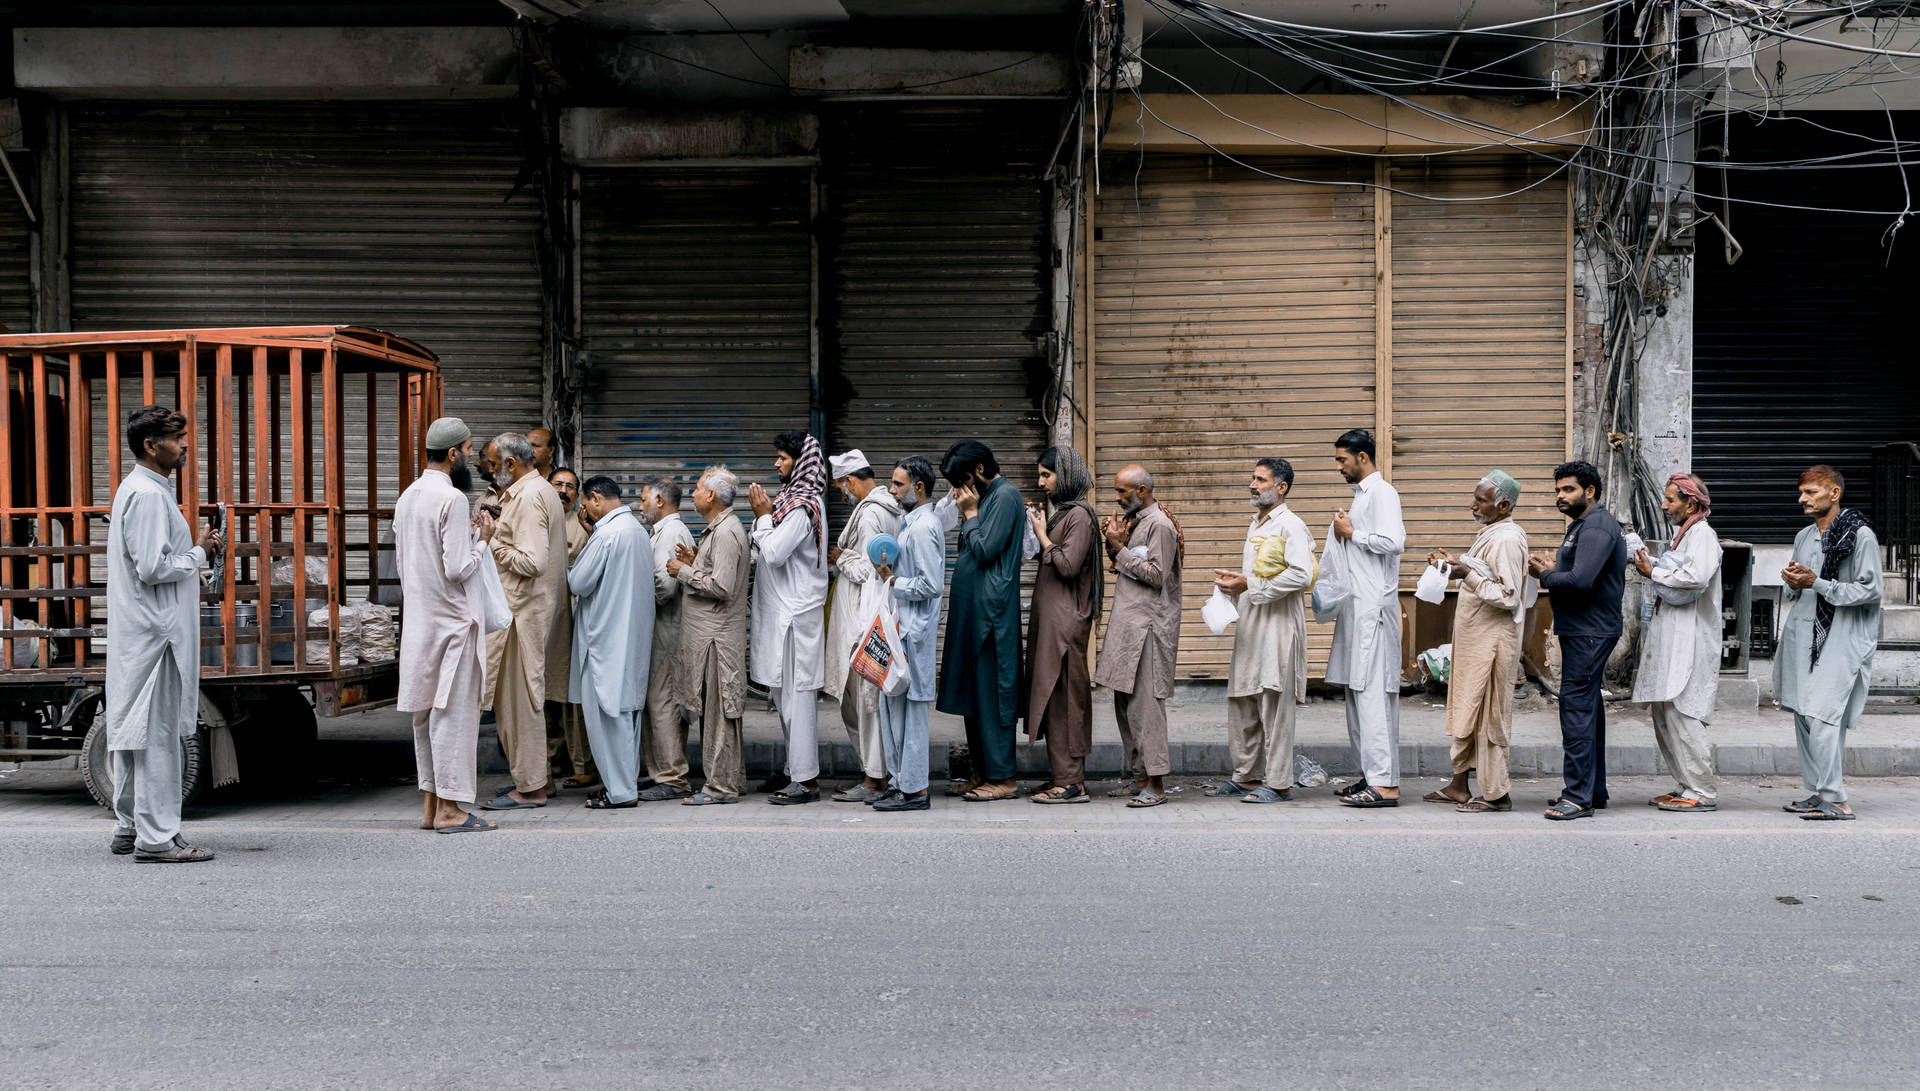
[842,664,886,780]
[1345,684,1400,787]
[1649,701,1716,802]
[776,632,821,782]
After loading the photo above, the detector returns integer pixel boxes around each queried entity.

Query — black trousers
[1557,635,1618,809]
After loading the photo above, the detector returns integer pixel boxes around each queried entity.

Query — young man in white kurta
[749,433,831,798]
[1325,432,1407,804]
[1632,474,1723,810]
[569,479,655,807]
[104,406,223,861]
[1212,459,1314,801]
[823,450,903,801]
[394,420,495,833]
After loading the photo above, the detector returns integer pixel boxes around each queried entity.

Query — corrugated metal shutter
[1389,157,1569,574]
[68,103,544,441]
[824,102,1051,493]
[1694,115,1920,542]
[0,161,28,333]
[1093,155,1377,679]
[578,168,812,515]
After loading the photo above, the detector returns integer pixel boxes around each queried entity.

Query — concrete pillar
[1633,257,1695,480]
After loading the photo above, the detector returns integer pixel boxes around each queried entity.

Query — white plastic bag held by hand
[851,606,911,696]
[476,536,512,633]
[1414,561,1451,605]
[1202,587,1239,636]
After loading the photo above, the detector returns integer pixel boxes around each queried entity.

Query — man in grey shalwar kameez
[868,456,947,812]
[568,476,656,809]
[104,405,224,862]
[1776,465,1882,821]
[1632,473,1723,812]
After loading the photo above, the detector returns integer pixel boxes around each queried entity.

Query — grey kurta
[105,465,207,751]
[568,506,655,717]
[647,513,695,700]
[1632,523,1724,724]
[675,513,752,719]
[1775,518,1883,726]
[1094,502,1182,697]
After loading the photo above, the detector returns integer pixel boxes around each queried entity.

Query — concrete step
[1877,645,1920,689]
[1884,604,1920,643]
[1888,572,1913,606]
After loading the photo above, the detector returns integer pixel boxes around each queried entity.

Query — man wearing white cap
[394,416,498,834]
[823,448,903,802]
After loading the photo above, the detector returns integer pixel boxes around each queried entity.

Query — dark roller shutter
[578,168,812,511]
[68,103,544,441]
[824,101,1052,494]
[1694,112,1920,542]
[0,159,28,333]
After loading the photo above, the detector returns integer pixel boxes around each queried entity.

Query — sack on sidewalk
[850,606,911,696]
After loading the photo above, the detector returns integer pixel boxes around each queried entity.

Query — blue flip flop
[481,793,546,811]
[437,813,499,834]
[1241,785,1293,804]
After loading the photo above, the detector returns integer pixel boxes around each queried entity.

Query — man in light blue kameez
[568,475,655,809]
[1775,465,1882,821]
[868,456,948,812]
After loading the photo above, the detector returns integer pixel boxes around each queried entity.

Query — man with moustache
[823,450,903,803]
[1095,465,1183,809]
[867,456,948,812]
[937,440,1027,802]
[479,432,568,812]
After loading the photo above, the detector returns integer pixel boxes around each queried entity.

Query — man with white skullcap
[1424,470,1531,813]
[821,448,902,802]
[394,416,499,833]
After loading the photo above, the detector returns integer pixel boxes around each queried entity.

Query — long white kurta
[569,506,655,717]
[1323,472,1406,692]
[394,469,490,714]
[750,508,828,691]
[1228,504,1315,701]
[1631,523,1724,724]
[823,489,902,701]
[105,465,207,751]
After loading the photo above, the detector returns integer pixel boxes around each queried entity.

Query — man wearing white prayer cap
[822,447,902,801]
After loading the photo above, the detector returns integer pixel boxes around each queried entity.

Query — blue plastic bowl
[866,533,901,567]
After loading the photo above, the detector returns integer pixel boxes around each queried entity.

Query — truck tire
[233,685,320,791]
[79,719,206,811]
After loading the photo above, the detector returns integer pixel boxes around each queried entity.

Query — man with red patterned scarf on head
[747,430,830,805]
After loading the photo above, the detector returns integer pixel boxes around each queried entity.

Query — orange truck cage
[0,326,442,798]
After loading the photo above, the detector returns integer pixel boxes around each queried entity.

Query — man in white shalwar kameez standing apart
[1325,428,1407,809]
[1632,472,1723,813]
[637,477,697,801]
[394,417,498,835]
[1776,465,1882,822]
[104,405,225,862]
[1208,457,1314,804]
[823,449,903,803]
[748,430,831,805]
[568,475,655,810]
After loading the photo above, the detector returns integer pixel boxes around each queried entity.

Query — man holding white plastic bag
[394,417,498,834]
[864,456,948,812]
[823,449,902,803]
[1422,471,1531,814]
[1209,458,1315,804]
[1322,429,1407,808]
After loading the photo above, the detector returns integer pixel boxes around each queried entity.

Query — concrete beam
[560,106,819,165]
[1100,93,1595,154]
[788,45,1070,98]
[12,28,518,100]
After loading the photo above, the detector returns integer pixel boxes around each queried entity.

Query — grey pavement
[3,760,1920,1087]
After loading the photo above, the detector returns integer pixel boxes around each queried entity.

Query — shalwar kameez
[568,505,654,805]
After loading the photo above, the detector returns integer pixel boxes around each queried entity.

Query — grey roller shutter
[578,168,813,511]
[0,163,27,334]
[68,103,544,442]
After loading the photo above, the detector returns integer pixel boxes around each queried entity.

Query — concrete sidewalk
[315,683,1920,784]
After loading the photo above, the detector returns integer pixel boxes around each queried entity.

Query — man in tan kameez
[638,477,697,801]
[1095,465,1183,809]
[1424,470,1530,813]
[671,466,752,805]
[544,468,598,790]
[480,432,568,811]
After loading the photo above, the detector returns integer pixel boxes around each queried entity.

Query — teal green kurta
[936,476,1025,728]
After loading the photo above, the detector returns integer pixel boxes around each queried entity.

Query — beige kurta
[1227,505,1315,702]
[675,513,752,719]
[1094,502,1182,698]
[823,490,903,701]
[1443,519,1529,746]
[545,509,590,705]
[484,471,567,707]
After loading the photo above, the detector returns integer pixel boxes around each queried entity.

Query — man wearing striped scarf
[748,430,831,806]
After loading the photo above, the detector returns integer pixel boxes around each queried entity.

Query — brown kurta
[1024,504,1099,745]
[674,512,751,720]
[485,471,567,792]
[1094,503,1182,698]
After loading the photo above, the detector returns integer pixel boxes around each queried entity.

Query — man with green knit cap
[1423,471,1531,813]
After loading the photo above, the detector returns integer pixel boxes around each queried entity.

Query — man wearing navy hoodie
[1528,460,1630,821]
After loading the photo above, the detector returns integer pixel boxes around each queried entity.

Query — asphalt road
[3,772,1919,1089]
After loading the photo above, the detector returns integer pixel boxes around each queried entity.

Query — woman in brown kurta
[1025,445,1103,802]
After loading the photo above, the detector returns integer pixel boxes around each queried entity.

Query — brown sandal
[1455,795,1512,813]
[1423,789,1471,804]
[945,777,985,798]
[962,780,1017,802]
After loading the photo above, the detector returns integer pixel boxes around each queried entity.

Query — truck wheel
[234,685,320,791]
[79,720,207,811]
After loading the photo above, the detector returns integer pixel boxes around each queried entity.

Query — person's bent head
[492,432,535,485]
[127,404,190,472]
[1474,469,1520,525]
[1113,464,1154,515]
[579,475,623,522]
[641,477,682,525]
[1333,429,1376,484]
[696,465,738,515]
[941,439,999,490]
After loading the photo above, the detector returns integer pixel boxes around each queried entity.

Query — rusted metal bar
[177,339,198,539]
[216,342,234,675]
[141,348,155,405]
[252,344,271,672]
[106,350,121,486]
[322,344,341,673]
[31,352,51,667]
[69,357,88,669]
[291,347,308,664]
[1,353,13,674]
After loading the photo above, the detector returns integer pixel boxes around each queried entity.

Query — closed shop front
[0,166,27,334]
[1093,154,1569,679]
[577,168,813,509]
[68,103,544,441]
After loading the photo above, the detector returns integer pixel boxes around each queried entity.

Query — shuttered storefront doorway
[824,102,1052,489]
[68,103,544,441]
[1093,156,1378,679]
[578,169,812,512]
[0,159,28,333]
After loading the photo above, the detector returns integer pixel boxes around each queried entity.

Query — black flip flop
[481,793,546,811]
[1339,786,1398,808]
[1782,794,1824,814]
[1335,779,1370,798]
[1543,798,1593,821]
[1801,800,1856,821]
[585,791,638,810]
[437,813,499,834]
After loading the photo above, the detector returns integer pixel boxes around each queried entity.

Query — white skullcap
[828,449,870,478]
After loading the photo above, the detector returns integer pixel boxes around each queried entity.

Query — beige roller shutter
[1093,155,1377,680]
[1388,157,1569,574]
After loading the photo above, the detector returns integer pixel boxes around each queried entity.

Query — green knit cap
[1481,470,1522,505]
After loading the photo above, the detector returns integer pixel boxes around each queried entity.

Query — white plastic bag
[1293,752,1329,789]
[1414,561,1451,604]
[1201,587,1239,635]
[1311,524,1351,622]
[476,541,512,634]
[850,605,911,696]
